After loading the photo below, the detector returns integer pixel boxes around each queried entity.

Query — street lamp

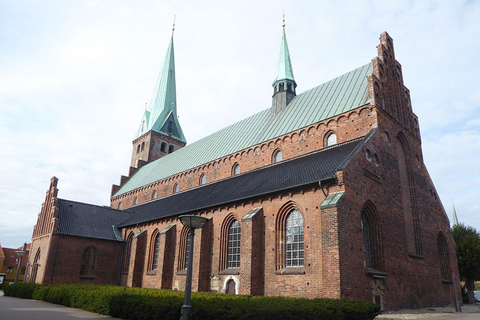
[178,215,209,320]
[14,243,29,285]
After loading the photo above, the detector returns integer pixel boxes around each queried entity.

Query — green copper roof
[114,62,373,197]
[135,37,186,143]
[273,28,295,86]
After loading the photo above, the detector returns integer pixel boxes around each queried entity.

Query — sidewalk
[376,304,480,320]
[0,291,121,320]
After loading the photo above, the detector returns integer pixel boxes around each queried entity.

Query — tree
[452,223,480,304]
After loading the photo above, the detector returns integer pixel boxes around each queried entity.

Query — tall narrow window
[161,142,167,153]
[177,227,190,271]
[133,197,138,205]
[136,144,140,154]
[273,150,283,163]
[80,247,97,277]
[227,220,241,269]
[151,232,160,270]
[173,183,179,193]
[168,145,174,153]
[141,141,145,151]
[437,232,451,281]
[285,210,304,267]
[361,212,373,268]
[152,191,157,200]
[118,202,122,210]
[361,201,384,271]
[122,232,134,273]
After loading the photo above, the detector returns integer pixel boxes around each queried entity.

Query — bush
[2,282,38,299]
[4,283,381,320]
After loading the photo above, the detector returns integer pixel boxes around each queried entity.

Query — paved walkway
[0,291,121,320]
[376,304,480,320]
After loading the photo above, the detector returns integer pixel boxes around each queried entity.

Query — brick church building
[26,27,459,310]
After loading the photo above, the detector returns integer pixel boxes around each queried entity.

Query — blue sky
[0,0,479,248]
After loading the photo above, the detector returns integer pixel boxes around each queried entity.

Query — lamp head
[178,215,209,229]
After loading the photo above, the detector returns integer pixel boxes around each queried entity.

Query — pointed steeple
[135,36,186,143]
[453,204,459,226]
[272,16,297,114]
[130,28,187,168]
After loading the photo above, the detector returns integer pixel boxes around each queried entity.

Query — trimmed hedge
[4,283,380,320]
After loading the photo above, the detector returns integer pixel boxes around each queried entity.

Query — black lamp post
[14,243,28,285]
[178,215,209,320]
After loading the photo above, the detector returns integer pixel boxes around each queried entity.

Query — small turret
[272,17,297,115]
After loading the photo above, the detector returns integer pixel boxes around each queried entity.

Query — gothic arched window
[80,247,97,277]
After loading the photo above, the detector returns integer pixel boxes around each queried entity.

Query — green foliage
[3,283,380,320]
[452,223,480,281]
[2,282,38,299]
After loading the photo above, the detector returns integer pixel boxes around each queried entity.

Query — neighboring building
[26,27,459,310]
[0,243,30,283]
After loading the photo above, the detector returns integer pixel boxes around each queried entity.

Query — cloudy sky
[0,0,479,248]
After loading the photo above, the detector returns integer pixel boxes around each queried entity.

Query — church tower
[271,19,297,115]
[131,34,186,168]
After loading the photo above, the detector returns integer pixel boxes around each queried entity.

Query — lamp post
[14,243,29,285]
[178,215,209,320]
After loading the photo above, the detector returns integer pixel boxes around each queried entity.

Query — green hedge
[4,283,380,320]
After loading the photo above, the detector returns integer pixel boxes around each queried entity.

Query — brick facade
[26,32,459,311]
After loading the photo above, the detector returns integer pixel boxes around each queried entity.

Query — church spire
[272,14,297,114]
[130,26,187,168]
[134,33,186,143]
[453,204,459,226]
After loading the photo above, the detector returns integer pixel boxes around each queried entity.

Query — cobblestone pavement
[376,304,480,320]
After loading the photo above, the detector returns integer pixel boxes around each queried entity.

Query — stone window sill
[408,253,424,259]
[176,269,187,276]
[275,267,305,275]
[365,268,387,278]
[219,268,240,275]
[442,279,453,284]
[146,270,157,276]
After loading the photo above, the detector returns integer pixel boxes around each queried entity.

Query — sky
[0,0,479,248]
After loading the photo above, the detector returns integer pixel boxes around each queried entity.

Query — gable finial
[172,15,176,36]
[282,11,286,29]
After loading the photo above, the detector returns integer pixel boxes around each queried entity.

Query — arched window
[168,145,174,153]
[122,232,134,273]
[80,247,97,277]
[136,144,141,154]
[200,173,207,185]
[31,248,41,283]
[133,197,138,205]
[326,132,337,147]
[118,202,122,210]
[232,163,241,175]
[152,191,157,200]
[361,201,384,270]
[161,142,167,153]
[285,210,304,267]
[173,183,179,193]
[151,231,160,270]
[396,134,421,255]
[141,141,145,151]
[437,232,451,281]
[227,220,241,269]
[272,149,283,163]
[177,226,190,271]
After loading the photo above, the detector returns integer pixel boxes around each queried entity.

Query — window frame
[80,246,97,278]
[272,149,283,163]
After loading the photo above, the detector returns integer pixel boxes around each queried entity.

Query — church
[25,26,459,310]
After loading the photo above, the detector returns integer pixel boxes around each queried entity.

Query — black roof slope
[118,132,372,228]
[57,199,133,241]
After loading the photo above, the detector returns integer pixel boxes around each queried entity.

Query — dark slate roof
[118,132,372,228]
[56,199,133,241]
